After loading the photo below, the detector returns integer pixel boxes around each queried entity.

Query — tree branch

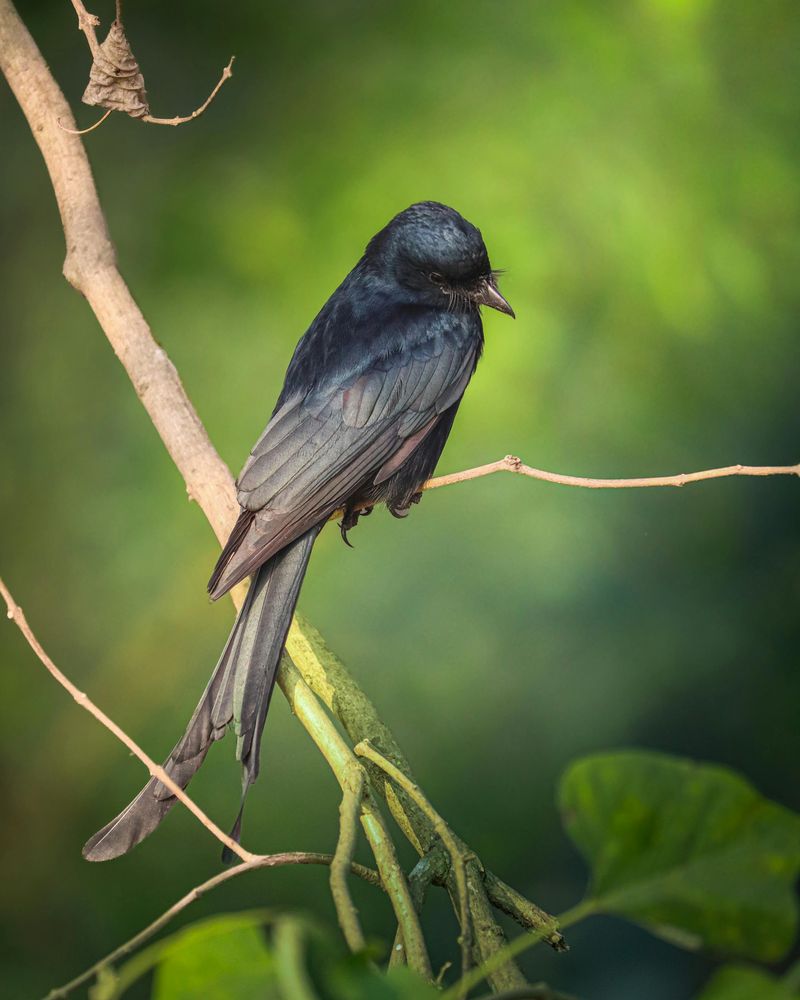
[422,454,799,494]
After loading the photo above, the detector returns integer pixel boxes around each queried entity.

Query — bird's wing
[208,333,477,598]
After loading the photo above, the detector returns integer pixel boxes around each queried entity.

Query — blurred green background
[2,0,798,996]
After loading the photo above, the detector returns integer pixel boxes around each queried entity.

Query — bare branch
[142,56,235,127]
[0,577,255,864]
[68,0,100,58]
[422,454,800,494]
[46,852,382,999]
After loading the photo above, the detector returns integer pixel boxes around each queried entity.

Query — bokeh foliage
[1,1,798,997]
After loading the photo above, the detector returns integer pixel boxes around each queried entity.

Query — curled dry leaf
[82,19,149,119]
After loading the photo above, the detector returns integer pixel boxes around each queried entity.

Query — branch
[142,57,235,127]
[68,0,100,59]
[355,740,472,990]
[422,454,800,493]
[46,851,382,999]
[0,577,254,864]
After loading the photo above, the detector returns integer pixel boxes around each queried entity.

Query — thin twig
[330,765,367,952]
[68,0,100,58]
[142,56,235,126]
[46,852,382,999]
[422,454,800,493]
[331,454,800,524]
[356,740,472,991]
[0,576,255,864]
[56,107,112,134]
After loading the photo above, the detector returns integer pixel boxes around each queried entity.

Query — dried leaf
[82,20,149,119]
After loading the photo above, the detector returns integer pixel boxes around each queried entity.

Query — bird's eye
[429,271,444,284]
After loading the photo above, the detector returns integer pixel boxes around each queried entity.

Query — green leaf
[151,912,279,1000]
[695,965,797,1000]
[559,751,800,960]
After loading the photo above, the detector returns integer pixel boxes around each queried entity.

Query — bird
[83,201,514,862]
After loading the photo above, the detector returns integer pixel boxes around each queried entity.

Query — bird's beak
[475,276,515,318]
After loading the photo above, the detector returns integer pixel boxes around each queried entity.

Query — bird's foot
[388,491,423,519]
[339,503,371,546]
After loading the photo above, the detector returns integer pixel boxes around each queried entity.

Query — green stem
[330,765,367,952]
[274,917,317,1000]
[355,739,472,990]
[278,656,431,979]
[359,788,433,979]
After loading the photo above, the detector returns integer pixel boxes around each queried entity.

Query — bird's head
[365,201,514,318]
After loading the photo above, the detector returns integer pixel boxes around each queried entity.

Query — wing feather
[209,326,479,599]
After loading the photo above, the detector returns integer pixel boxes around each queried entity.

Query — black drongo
[83,201,514,861]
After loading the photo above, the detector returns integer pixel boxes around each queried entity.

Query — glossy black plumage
[83,201,513,861]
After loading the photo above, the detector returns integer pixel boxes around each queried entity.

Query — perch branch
[421,454,800,493]
[0,577,254,864]
[46,852,382,1000]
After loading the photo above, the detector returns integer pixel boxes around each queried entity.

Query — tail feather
[82,526,320,862]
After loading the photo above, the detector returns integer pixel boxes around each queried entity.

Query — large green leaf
[151,912,279,1000]
[695,965,797,1000]
[89,911,278,1000]
[559,751,800,959]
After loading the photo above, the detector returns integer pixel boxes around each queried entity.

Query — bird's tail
[82,525,321,862]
